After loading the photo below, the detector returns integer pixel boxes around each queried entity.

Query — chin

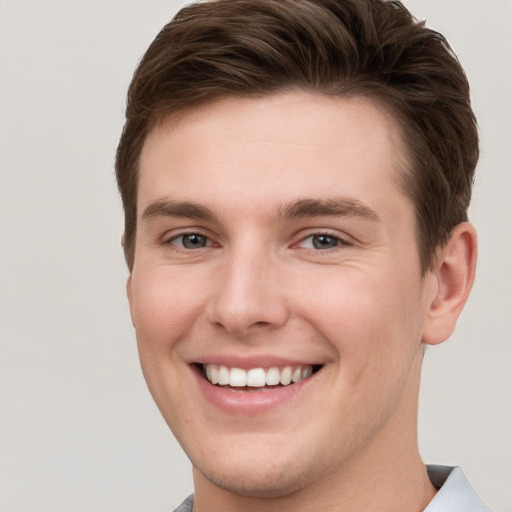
[193,450,326,499]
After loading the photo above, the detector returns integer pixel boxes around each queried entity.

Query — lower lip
[192,366,316,415]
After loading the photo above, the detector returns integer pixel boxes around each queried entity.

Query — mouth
[196,363,322,392]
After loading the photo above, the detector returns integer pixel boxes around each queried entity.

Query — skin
[127,92,477,512]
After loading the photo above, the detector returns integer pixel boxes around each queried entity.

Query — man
[115,1,491,510]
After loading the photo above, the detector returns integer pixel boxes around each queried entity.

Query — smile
[202,364,317,389]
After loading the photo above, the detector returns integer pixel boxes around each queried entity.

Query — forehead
[138,92,409,214]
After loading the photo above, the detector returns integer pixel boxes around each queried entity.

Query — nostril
[252,320,271,327]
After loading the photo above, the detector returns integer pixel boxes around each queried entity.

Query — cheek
[130,267,206,353]
[129,269,204,424]
[296,267,424,363]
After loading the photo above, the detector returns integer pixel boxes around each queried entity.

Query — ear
[422,222,477,346]
[122,232,137,328]
[126,272,136,328]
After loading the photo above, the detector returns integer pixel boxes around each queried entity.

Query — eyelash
[166,231,216,250]
[295,231,352,252]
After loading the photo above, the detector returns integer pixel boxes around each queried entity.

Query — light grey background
[0,1,510,511]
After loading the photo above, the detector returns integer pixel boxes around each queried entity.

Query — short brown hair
[116,0,478,272]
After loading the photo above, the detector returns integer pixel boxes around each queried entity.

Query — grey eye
[311,235,339,249]
[180,233,208,249]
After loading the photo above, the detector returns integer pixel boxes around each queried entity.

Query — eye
[299,234,345,250]
[170,233,211,249]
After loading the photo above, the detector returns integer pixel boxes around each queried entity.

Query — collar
[424,465,493,512]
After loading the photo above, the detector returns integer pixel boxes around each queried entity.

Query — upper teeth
[204,364,313,387]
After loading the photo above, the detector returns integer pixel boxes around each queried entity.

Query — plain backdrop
[0,1,511,511]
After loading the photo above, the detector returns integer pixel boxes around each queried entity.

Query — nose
[205,244,290,337]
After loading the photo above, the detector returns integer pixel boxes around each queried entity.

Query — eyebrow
[142,199,216,222]
[141,197,380,223]
[274,197,380,222]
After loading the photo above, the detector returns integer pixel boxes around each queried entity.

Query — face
[128,93,437,498]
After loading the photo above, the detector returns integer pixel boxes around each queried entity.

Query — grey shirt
[172,466,493,512]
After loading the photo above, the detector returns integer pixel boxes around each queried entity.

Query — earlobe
[422,222,477,346]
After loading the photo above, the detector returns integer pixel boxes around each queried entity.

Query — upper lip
[189,355,327,369]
